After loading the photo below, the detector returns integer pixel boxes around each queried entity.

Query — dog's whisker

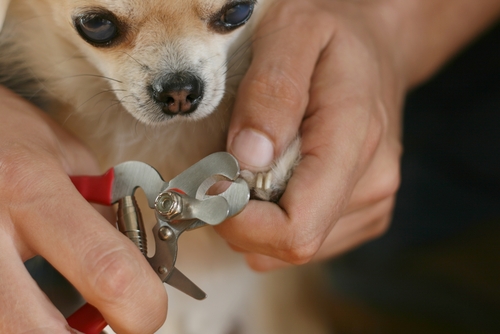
[224,44,253,74]
[23,68,49,101]
[61,73,123,84]
[118,51,151,71]
[223,37,253,67]
[61,90,130,126]
[224,72,247,81]
[100,97,131,115]
[226,34,254,64]
[74,88,127,112]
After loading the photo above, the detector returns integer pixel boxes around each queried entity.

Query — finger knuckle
[369,216,392,240]
[0,145,52,201]
[120,297,167,334]
[362,145,402,205]
[250,67,304,113]
[0,145,31,188]
[366,121,384,156]
[280,234,322,265]
[376,158,401,200]
[366,199,395,241]
[384,168,401,197]
[85,246,141,304]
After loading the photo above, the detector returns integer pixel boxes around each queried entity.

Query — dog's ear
[0,0,10,32]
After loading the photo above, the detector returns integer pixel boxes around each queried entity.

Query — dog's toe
[240,136,301,202]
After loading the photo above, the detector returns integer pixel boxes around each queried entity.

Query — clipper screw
[155,191,183,219]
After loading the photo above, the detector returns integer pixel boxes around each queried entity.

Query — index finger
[220,3,342,264]
[227,0,334,169]
[15,166,167,333]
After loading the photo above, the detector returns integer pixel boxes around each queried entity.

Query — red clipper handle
[70,168,115,205]
[67,170,115,332]
[67,303,107,334]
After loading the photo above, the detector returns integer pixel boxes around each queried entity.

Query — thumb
[227,2,328,170]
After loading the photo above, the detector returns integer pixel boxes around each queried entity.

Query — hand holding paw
[217,0,406,270]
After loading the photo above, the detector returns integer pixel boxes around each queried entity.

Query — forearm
[391,0,500,87]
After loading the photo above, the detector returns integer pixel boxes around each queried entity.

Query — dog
[0,0,327,333]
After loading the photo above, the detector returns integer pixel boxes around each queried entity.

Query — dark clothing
[328,22,500,333]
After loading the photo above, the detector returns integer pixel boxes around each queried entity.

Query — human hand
[0,86,167,333]
[216,0,407,270]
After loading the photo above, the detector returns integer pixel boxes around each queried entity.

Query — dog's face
[49,0,256,124]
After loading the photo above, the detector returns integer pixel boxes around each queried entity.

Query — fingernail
[231,129,274,169]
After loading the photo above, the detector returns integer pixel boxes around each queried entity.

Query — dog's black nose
[152,72,204,115]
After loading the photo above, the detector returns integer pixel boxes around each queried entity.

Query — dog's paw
[240,137,301,202]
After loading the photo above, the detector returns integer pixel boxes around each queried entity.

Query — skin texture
[1,0,500,332]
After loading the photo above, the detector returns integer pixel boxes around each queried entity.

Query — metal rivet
[158,226,174,241]
[155,191,182,219]
[158,266,168,275]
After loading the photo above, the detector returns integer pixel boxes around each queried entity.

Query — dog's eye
[221,3,254,27]
[75,14,118,46]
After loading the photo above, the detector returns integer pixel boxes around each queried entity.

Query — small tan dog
[0,0,326,333]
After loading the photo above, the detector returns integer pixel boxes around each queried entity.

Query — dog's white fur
[0,0,326,333]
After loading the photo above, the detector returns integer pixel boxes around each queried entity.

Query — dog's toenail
[256,173,263,189]
[264,172,272,190]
